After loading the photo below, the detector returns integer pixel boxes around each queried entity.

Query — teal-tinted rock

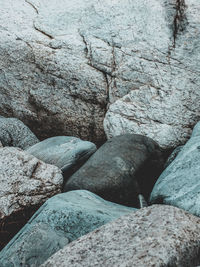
[150,121,200,217]
[26,136,96,181]
[0,190,136,267]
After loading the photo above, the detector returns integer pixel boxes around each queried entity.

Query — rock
[164,145,184,168]
[0,117,39,149]
[0,141,3,148]
[150,121,200,217]
[0,147,63,250]
[26,136,97,181]
[101,0,200,149]
[64,134,165,207]
[0,190,135,266]
[42,205,200,267]
[2,1,200,146]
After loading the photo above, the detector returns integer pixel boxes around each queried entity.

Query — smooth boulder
[0,190,135,266]
[64,134,165,207]
[0,147,63,250]
[0,117,39,149]
[150,121,200,217]
[42,205,200,267]
[26,136,97,181]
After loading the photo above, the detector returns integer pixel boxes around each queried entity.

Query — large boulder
[0,147,63,250]
[1,0,200,147]
[150,121,200,217]
[64,134,165,207]
[0,190,135,267]
[0,117,39,149]
[42,205,200,267]
[26,136,96,181]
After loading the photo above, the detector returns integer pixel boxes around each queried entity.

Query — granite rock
[150,121,200,217]
[2,0,200,146]
[26,136,97,181]
[42,205,200,267]
[64,134,165,207]
[0,147,63,250]
[0,190,135,266]
[0,117,39,149]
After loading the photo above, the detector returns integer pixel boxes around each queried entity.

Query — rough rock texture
[2,1,200,147]
[150,121,200,217]
[0,147,63,250]
[26,136,96,181]
[42,205,200,267]
[0,117,39,149]
[64,134,165,207]
[0,190,135,267]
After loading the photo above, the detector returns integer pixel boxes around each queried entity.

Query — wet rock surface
[42,205,200,267]
[64,134,165,207]
[0,190,135,266]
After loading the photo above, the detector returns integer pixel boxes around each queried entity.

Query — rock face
[42,205,200,267]
[1,0,200,146]
[26,136,97,181]
[150,121,200,217]
[0,117,39,149]
[64,134,165,207]
[0,190,135,267]
[0,147,63,250]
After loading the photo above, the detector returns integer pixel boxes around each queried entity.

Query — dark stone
[64,134,165,207]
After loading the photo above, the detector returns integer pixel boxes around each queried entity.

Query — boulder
[64,134,165,207]
[150,121,200,217]
[42,205,200,267]
[2,0,200,146]
[164,145,183,168]
[0,117,39,149]
[26,136,96,181]
[0,190,135,266]
[0,147,63,250]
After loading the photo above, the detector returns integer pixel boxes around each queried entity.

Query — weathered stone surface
[0,147,63,250]
[0,190,135,266]
[42,205,200,267]
[102,0,200,149]
[26,136,96,181]
[0,117,39,149]
[2,0,200,146]
[150,121,200,217]
[64,134,165,207]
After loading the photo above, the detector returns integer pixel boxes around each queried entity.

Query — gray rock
[2,0,200,147]
[64,134,165,207]
[0,117,39,149]
[26,136,97,181]
[0,190,135,267]
[0,147,63,250]
[164,145,184,168]
[150,121,200,217]
[42,205,200,267]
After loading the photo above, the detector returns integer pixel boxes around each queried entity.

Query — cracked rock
[0,117,39,149]
[1,0,200,148]
[0,147,63,250]
[42,205,200,267]
[0,190,135,267]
